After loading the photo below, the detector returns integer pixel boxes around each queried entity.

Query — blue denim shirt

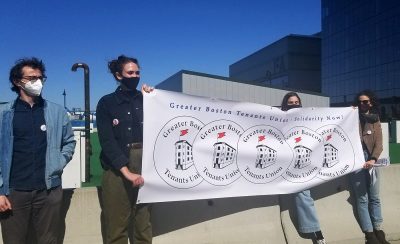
[0,98,76,195]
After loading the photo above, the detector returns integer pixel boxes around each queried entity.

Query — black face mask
[358,104,370,113]
[286,104,302,110]
[120,77,140,91]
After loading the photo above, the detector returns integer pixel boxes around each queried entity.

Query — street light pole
[62,89,67,109]
[71,63,91,182]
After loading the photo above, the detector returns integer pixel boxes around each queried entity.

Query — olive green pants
[102,147,152,244]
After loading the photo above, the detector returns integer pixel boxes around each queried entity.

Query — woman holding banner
[350,90,389,244]
[281,92,327,244]
[96,55,154,244]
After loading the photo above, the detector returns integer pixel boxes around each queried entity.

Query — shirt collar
[15,96,45,109]
[114,86,142,104]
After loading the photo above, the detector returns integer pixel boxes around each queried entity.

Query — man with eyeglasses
[0,57,76,244]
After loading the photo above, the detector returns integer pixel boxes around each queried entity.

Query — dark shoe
[374,229,390,244]
[365,232,380,244]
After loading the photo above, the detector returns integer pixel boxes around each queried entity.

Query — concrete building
[157,70,329,108]
[321,0,400,120]
[228,34,321,93]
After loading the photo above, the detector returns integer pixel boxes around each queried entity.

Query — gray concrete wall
[1,165,399,244]
[182,73,329,108]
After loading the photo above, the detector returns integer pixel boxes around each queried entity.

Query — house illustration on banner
[212,142,236,169]
[254,135,277,168]
[174,129,194,170]
[175,140,194,170]
[293,145,312,169]
[255,145,277,168]
[323,143,339,168]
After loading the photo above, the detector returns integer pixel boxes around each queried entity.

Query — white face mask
[21,79,43,96]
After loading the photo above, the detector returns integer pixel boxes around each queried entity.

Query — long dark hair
[281,92,302,111]
[353,89,380,115]
[108,55,139,81]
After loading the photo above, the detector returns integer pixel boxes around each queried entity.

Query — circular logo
[283,126,324,183]
[316,125,355,180]
[154,116,204,189]
[193,120,243,186]
[40,124,47,131]
[237,125,293,184]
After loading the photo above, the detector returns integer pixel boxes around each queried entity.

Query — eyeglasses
[359,100,370,105]
[126,71,140,75]
[21,76,47,83]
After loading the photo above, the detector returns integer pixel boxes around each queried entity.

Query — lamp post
[71,63,91,182]
[62,89,67,109]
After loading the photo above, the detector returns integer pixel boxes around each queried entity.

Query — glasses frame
[359,100,370,105]
[20,76,47,84]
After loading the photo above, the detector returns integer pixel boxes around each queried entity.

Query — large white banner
[138,90,364,203]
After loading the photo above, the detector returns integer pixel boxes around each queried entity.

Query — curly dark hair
[353,89,380,114]
[9,57,46,94]
[108,55,140,81]
[280,92,302,111]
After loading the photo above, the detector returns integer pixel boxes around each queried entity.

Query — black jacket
[96,87,143,170]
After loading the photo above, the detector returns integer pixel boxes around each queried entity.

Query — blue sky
[0,0,321,109]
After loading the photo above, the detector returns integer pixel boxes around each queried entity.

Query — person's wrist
[120,167,130,177]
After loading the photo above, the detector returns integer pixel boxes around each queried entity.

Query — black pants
[0,186,63,244]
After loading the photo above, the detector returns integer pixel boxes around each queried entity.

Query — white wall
[397,121,400,143]
[381,122,390,162]
[62,130,84,188]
